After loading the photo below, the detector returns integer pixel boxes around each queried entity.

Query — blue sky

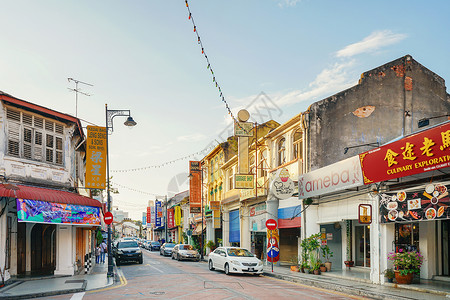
[1,0,449,219]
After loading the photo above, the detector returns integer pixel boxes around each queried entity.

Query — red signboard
[167,208,175,228]
[189,161,202,213]
[360,122,450,185]
[104,211,113,225]
[265,219,278,230]
[146,207,151,223]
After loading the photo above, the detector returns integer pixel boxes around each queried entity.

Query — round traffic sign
[265,219,277,230]
[104,211,113,225]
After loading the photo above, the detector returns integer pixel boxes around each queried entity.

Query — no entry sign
[265,219,277,230]
[104,211,113,225]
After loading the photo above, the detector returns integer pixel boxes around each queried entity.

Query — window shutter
[8,123,20,156]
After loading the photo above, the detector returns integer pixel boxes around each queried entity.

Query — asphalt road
[49,248,366,300]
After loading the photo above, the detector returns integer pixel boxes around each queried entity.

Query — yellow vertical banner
[174,206,181,226]
[86,126,107,189]
[213,210,221,228]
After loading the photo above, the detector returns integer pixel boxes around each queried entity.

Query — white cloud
[278,0,301,8]
[336,30,407,58]
[177,133,207,142]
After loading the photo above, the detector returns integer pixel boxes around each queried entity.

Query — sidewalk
[262,265,450,300]
[0,262,114,299]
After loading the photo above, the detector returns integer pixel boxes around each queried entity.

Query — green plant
[321,245,334,262]
[387,250,423,276]
[300,233,321,270]
[289,255,300,266]
[206,240,216,251]
[181,232,188,244]
[384,268,395,279]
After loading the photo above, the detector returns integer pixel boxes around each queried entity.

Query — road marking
[70,292,85,300]
[149,264,164,273]
[87,268,127,293]
[261,275,366,300]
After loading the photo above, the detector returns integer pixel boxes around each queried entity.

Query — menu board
[380,183,449,223]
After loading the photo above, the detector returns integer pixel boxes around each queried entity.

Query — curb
[263,271,421,300]
[0,280,86,300]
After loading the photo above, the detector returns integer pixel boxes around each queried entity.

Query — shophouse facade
[263,113,305,264]
[300,54,450,284]
[0,91,102,283]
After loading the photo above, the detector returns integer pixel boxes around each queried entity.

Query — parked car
[160,243,176,256]
[171,244,200,261]
[150,241,161,251]
[208,247,263,275]
[115,240,143,265]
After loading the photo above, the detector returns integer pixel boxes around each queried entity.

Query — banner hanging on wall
[17,198,101,225]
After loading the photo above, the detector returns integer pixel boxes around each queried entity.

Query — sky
[1,0,449,220]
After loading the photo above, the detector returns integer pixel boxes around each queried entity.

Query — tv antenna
[68,78,93,117]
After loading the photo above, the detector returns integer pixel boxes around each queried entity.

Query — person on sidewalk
[100,240,107,263]
[96,244,101,264]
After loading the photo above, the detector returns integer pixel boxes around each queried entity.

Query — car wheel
[172,254,175,260]
[177,254,181,261]
[208,260,215,271]
[160,251,162,256]
[224,263,230,275]
[139,257,143,264]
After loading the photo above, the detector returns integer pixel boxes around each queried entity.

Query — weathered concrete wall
[307,55,450,170]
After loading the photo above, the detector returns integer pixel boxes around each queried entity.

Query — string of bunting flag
[184,0,247,132]
[111,143,216,173]
[111,181,159,197]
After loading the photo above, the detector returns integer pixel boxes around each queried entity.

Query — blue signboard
[155,201,162,227]
[142,215,146,226]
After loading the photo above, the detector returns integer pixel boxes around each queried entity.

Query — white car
[208,247,263,275]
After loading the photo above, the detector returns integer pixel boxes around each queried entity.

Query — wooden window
[277,138,286,166]
[5,107,64,165]
[293,129,303,160]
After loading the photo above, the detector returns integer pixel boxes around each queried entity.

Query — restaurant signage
[167,208,175,228]
[234,122,253,137]
[85,126,107,189]
[360,122,450,185]
[17,199,101,225]
[174,206,182,226]
[358,204,372,224]
[189,161,202,213]
[271,168,295,200]
[298,156,363,198]
[380,183,450,223]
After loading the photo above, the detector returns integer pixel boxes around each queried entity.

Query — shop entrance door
[443,220,450,276]
[354,225,370,267]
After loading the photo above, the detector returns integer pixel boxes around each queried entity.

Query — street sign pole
[265,218,278,273]
[271,230,273,273]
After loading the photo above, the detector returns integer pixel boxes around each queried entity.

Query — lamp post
[105,104,137,277]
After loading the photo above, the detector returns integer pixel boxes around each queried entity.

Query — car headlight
[117,250,123,254]
[257,261,263,266]
[137,249,142,254]
[230,260,241,265]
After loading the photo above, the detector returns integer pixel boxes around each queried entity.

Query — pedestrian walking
[95,244,101,264]
[100,240,107,263]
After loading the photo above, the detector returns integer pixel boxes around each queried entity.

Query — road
[49,248,366,300]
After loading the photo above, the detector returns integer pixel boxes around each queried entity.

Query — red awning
[0,184,102,207]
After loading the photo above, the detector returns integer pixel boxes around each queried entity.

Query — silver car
[171,244,200,261]
[160,243,176,256]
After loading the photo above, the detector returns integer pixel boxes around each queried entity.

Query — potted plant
[319,263,327,273]
[321,245,333,271]
[384,268,395,283]
[289,255,300,272]
[206,240,216,253]
[312,261,321,275]
[387,250,423,284]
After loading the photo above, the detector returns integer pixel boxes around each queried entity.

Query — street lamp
[105,104,137,277]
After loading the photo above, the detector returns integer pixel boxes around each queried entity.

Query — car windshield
[151,242,160,245]
[227,248,254,257]
[180,245,194,250]
[119,241,138,248]
[165,243,176,248]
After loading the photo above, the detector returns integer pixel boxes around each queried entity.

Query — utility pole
[68,77,93,117]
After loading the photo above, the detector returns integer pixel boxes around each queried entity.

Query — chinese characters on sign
[167,208,174,228]
[86,126,107,189]
[189,161,202,213]
[360,122,450,185]
[235,174,254,189]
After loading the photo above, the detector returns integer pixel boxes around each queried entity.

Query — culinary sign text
[360,122,450,184]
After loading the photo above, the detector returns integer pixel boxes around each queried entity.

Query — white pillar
[54,225,75,275]
[241,205,251,250]
[420,221,437,279]
[370,194,381,284]
[222,211,230,246]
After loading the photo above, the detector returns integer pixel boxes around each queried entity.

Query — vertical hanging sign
[85,126,107,189]
[155,201,162,227]
[189,161,202,213]
[167,208,175,228]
